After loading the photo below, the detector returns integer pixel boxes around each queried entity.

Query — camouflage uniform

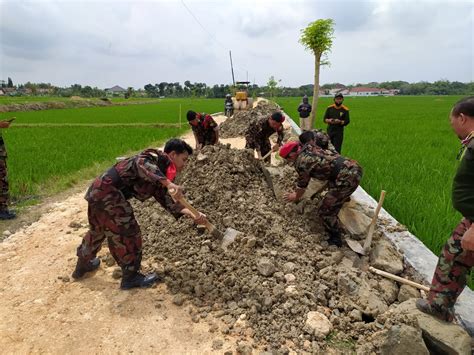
[191,113,218,146]
[245,117,284,161]
[76,149,183,271]
[294,143,362,233]
[425,138,474,321]
[0,133,9,211]
[427,218,474,321]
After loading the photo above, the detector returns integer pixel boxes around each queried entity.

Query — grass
[3,98,223,124]
[0,95,160,105]
[276,95,473,287]
[0,98,225,205]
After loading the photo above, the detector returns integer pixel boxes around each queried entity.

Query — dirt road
[0,115,248,353]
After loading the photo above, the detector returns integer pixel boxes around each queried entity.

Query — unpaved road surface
[0,116,246,353]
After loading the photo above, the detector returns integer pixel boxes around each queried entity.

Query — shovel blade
[346,238,365,255]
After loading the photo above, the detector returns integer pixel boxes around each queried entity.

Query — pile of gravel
[219,100,280,138]
[134,144,419,353]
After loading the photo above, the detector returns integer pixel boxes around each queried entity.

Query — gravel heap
[134,144,422,353]
[219,100,280,138]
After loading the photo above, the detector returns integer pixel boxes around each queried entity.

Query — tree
[7,77,13,88]
[299,19,335,129]
[267,76,281,98]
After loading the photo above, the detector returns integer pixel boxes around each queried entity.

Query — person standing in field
[323,93,350,153]
[297,95,312,131]
[417,96,474,322]
[279,138,362,247]
[186,110,219,150]
[72,138,208,290]
[245,111,285,162]
[0,117,16,220]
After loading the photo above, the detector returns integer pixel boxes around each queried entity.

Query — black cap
[186,110,197,121]
[271,112,284,122]
[334,93,344,99]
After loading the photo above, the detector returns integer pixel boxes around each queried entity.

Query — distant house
[0,89,4,96]
[348,87,382,96]
[105,85,126,96]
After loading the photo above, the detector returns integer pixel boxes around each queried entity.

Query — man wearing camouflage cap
[279,137,362,247]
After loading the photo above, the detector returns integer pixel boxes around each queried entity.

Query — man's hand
[283,191,298,203]
[193,212,208,225]
[272,144,280,152]
[196,143,203,151]
[256,151,262,159]
[461,226,474,251]
[167,182,184,201]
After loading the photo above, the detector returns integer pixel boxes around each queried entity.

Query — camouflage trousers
[0,157,9,211]
[76,186,142,271]
[319,163,362,232]
[427,218,474,321]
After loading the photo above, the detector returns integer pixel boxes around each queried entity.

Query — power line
[180,0,250,82]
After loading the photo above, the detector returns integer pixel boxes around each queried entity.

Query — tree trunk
[310,54,321,130]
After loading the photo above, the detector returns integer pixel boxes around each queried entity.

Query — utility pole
[229,50,235,86]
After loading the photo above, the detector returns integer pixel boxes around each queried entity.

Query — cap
[279,141,300,159]
[334,93,344,99]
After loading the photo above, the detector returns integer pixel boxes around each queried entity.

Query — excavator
[229,51,253,111]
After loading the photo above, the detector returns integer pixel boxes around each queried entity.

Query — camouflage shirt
[190,113,218,145]
[86,148,184,217]
[245,117,284,150]
[294,143,360,188]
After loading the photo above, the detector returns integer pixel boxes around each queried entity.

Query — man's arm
[323,108,333,124]
[343,109,350,126]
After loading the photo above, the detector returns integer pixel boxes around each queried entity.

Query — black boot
[327,229,343,247]
[72,257,100,279]
[0,209,16,220]
[120,269,159,290]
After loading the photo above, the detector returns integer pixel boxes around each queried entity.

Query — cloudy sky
[0,0,472,89]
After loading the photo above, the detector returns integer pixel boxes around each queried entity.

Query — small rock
[212,339,224,350]
[105,254,116,267]
[397,284,420,302]
[2,230,11,237]
[257,257,276,277]
[112,268,122,279]
[380,324,429,355]
[304,311,333,339]
[370,239,404,275]
[283,262,296,273]
[236,341,253,355]
[284,273,296,283]
[68,221,82,229]
[349,309,362,321]
[172,294,186,306]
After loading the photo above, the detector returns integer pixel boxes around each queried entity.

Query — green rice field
[277,95,473,285]
[0,98,224,203]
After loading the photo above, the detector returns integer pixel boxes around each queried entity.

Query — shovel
[346,190,386,255]
[169,188,241,249]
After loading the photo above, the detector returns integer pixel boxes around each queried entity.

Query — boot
[72,257,101,279]
[327,229,343,247]
[415,298,454,322]
[0,209,16,220]
[120,269,159,290]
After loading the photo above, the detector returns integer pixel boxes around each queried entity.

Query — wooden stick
[363,190,386,253]
[260,150,272,161]
[369,266,430,292]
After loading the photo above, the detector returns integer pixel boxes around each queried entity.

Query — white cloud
[0,0,472,88]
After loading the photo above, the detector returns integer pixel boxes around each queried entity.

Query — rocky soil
[219,100,280,138]
[131,143,471,353]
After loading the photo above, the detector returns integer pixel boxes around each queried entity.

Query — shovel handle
[260,151,272,161]
[168,188,216,232]
[369,266,430,292]
[363,190,386,252]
